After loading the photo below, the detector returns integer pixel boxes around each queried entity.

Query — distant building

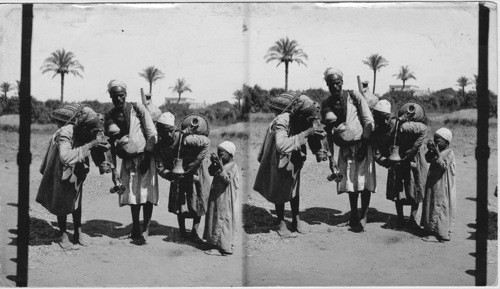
[389,84,420,92]
[190,101,208,109]
[164,97,207,109]
[434,88,457,100]
[165,97,195,105]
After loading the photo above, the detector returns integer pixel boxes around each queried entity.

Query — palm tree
[40,48,84,103]
[393,65,416,91]
[233,89,243,114]
[1,82,13,104]
[264,37,308,91]
[362,53,389,94]
[473,74,479,90]
[170,78,192,104]
[15,80,21,96]
[457,76,471,98]
[138,66,165,94]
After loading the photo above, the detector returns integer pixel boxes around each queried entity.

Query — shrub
[220,130,249,140]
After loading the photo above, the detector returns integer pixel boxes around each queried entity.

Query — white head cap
[157,112,175,127]
[435,127,452,143]
[107,79,127,92]
[323,68,343,81]
[373,99,391,114]
[218,141,236,156]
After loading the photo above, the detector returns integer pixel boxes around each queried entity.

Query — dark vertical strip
[476,3,489,286]
[17,4,33,287]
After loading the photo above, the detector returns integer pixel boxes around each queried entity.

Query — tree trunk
[401,80,406,92]
[4,92,7,104]
[60,73,65,103]
[373,70,377,94]
[149,82,153,94]
[285,61,289,91]
[177,92,181,104]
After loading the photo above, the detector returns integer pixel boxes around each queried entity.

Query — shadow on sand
[243,204,414,235]
[9,216,204,249]
[82,219,207,249]
[243,204,277,234]
[8,217,60,246]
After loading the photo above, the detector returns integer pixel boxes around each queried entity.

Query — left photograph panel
[0,3,248,287]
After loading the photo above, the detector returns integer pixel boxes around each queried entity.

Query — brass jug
[388,145,402,162]
[172,158,185,175]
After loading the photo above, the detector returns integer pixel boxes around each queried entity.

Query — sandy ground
[0,122,498,287]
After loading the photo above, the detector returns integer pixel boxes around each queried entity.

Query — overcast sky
[0,2,497,106]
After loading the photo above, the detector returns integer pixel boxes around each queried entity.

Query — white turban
[218,141,236,156]
[157,112,175,127]
[324,68,343,81]
[435,127,452,143]
[373,99,391,114]
[107,79,127,92]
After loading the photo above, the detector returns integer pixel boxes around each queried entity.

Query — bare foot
[359,216,367,230]
[74,229,92,246]
[421,235,441,242]
[349,223,364,233]
[292,220,306,234]
[276,221,295,238]
[59,232,78,250]
[204,249,223,256]
[142,228,150,241]
[131,236,146,245]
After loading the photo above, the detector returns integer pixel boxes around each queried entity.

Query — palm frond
[456,76,471,87]
[40,48,84,78]
[139,66,165,84]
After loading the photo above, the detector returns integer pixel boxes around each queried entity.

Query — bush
[220,130,249,140]
[300,88,329,103]
[159,103,192,127]
[80,100,114,115]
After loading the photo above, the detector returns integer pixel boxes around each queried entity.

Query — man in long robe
[321,68,376,232]
[254,94,325,237]
[36,107,109,249]
[105,80,158,245]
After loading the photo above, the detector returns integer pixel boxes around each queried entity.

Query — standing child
[204,141,240,256]
[421,128,456,242]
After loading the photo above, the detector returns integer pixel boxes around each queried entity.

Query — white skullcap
[107,79,127,92]
[218,141,236,156]
[373,99,391,114]
[157,112,175,127]
[324,68,343,81]
[435,127,452,143]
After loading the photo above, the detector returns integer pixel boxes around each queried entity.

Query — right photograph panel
[243,2,498,286]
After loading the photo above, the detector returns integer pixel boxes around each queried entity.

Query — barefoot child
[204,141,240,256]
[421,128,456,242]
